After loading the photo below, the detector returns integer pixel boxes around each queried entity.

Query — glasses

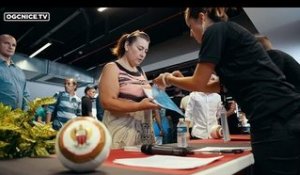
[65,82,76,86]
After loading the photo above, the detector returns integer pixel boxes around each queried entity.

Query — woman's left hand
[139,98,160,110]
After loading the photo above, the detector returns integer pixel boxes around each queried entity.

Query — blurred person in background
[0,34,30,110]
[185,74,235,139]
[34,104,48,124]
[256,35,300,93]
[81,85,96,117]
[47,78,81,130]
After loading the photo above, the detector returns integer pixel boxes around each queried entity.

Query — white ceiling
[244,8,300,63]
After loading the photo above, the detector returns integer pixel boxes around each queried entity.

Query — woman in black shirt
[154,7,300,175]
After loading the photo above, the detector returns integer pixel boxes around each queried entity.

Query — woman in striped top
[99,30,160,149]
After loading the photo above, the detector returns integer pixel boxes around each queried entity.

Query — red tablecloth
[103,138,252,175]
[230,134,251,141]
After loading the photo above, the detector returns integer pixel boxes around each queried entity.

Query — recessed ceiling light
[97,8,107,12]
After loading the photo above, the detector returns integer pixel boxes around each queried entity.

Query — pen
[219,149,244,154]
[192,149,244,154]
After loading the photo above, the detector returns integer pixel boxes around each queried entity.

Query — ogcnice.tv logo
[4,12,50,22]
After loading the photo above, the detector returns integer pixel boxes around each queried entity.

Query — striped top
[115,62,148,102]
[102,62,155,149]
[48,91,81,123]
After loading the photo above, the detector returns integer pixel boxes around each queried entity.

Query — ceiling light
[29,42,52,58]
[97,8,107,12]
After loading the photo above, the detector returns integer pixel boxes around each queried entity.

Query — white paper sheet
[113,155,223,169]
[194,147,252,152]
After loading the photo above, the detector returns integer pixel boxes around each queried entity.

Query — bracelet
[162,73,171,87]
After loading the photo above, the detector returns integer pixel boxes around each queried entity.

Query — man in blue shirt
[0,34,30,110]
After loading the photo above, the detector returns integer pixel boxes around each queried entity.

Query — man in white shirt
[185,91,221,139]
[185,74,235,139]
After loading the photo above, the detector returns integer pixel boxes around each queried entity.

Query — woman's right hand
[153,73,171,89]
[172,70,184,77]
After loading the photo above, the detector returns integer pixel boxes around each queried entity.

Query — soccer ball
[55,117,112,172]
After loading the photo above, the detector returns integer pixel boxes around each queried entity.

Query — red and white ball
[55,117,111,172]
[210,125,223,139]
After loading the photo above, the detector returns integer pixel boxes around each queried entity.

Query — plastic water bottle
[220,104,231,142]
[177,118,188,148]
[155,136,163,145]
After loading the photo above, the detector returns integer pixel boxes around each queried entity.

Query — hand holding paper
[143,85,184,116]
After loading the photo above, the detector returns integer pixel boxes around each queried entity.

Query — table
[0,135,253,175]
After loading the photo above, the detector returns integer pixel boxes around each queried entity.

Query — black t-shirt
[81,96,92,116]
[268,49,300,93]
[198,21,300,130]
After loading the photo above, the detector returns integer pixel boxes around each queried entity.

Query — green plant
[0,97,57,159]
